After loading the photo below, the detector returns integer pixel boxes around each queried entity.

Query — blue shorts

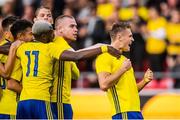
[16,99,54,119]
[112,111,143,119]
[0,114,15,119]
[51,102,73,119]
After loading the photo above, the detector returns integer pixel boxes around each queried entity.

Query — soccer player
[0,16,24,119]
[34,6,53,24]
[51,15,121,119]
[10,20,55,119]
[50,15,80,119]
[33,7,121,119]
[95,22,153,119]
[11,20,120,119]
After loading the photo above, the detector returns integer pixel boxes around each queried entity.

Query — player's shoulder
[97,53,114,60]
[53,36,71,49]
[53,36,64,43]
[0,39,10,46]
[96,53,114,64]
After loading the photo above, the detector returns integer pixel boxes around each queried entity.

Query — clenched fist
[121,59,132,71]
[143,68,153,83]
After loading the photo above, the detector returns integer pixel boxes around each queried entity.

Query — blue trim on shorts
[51,102,73,119]
[0,114,10,119]
[16,99,53,119]
[112,111,143,119]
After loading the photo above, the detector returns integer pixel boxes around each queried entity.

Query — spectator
[145,6,167,75]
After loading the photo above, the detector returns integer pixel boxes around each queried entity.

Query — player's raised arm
[0,40,23,78]
[97,58,131,91]
[60,45,121,61]
[137,68,153,92]
[0,43,11,55]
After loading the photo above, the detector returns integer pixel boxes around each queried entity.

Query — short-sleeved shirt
[96,53,140,115]
[0,39,22,115]
[51,37,80,103]
[16,41,67,102]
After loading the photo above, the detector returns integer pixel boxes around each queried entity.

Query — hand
[107,46,121,58]
[143,68,153,83]
[10,40,24,49]
[0,87,2,101]
[0,42,11,55]
[121,59,132,71]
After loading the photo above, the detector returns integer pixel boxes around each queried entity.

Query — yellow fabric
[146,17,167,54]
[118,7,134,20]
[138,6,148,20]
[51,37,80,103]
[166,23,180,55]
[71,62,80,80]
[16,41,66,101]
[0,39,22,115]
[95,54,140,115]
[97,3,114,20]
[101,45,108,53]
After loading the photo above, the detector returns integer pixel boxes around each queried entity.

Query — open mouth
[73,34,78,39]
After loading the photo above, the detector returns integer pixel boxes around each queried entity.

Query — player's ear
[33,18,37,22]
[17,33,23,40]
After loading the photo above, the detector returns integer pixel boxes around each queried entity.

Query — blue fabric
[16,99,53,119]
[112,111,143,119]
[51,102,73,119]
[0,114,10,119]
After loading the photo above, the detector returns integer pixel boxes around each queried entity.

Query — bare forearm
[0,43,10,55]
[100,68,126,91]
[4,47,17,77]
[7,79,22,94]
[137,79,148,92]
[60,48,102,61]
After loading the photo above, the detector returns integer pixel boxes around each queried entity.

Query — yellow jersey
[0,39,22,115]
[16,41,66,102]
[96,54,140,115]
[97,3,114,20]
[51,37,80,103]
[166,23,180,55]
[146,17,167,54]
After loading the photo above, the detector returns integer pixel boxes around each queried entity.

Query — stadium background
[0,0,179,119]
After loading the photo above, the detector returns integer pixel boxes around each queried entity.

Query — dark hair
[10,19,33,39]
[55,15,74,28]
[109,22,131,40]
[33,30,54,43]
[35,6,51,17]
[1,16,18,31]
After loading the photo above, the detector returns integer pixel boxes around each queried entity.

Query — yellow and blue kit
[96,53,143,119]
[16,41,67,119]
[0,39,22,119]
[50,37,80,119]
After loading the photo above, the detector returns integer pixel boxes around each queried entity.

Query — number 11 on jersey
[25,51,39,77]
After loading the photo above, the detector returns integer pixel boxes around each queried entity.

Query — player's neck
[111,42,122,52]
[64,38,71,44]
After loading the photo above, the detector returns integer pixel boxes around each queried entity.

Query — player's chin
[71,37,77,41]
[123,47,130,52]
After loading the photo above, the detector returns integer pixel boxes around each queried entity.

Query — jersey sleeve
[71,62,80,80]
[10,58,22,82]
[48,43,70,60]
[95,53,112,74]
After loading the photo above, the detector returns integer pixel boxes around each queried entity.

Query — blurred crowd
[0,0,179,88]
